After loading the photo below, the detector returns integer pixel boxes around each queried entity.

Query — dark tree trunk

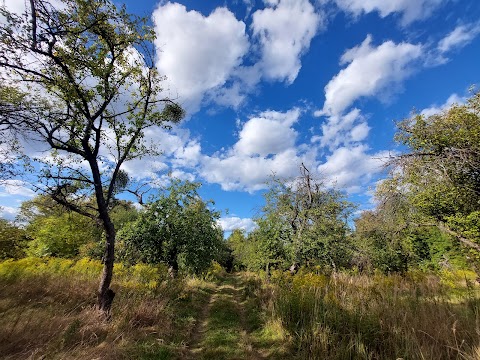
[97,211,116,315]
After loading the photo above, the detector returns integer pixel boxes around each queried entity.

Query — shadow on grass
[274,286,480,360]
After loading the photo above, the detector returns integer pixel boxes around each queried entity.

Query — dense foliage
[118,181,224,274]
[0,219,27,260]
[230,166,355,273]
[393,92,480,250]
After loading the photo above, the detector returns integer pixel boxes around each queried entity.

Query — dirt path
[184,274,267,360]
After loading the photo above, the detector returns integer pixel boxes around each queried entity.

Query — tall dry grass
[268,269,480,359]
[0,257,197,359]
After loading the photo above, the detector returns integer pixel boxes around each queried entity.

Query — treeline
[1,93,480,277]
[1,180,227,276]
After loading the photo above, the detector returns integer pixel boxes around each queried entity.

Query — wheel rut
[184,274,266,360]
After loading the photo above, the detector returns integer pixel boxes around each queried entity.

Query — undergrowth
[2,258,479,359]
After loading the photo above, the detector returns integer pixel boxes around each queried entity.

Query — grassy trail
[184,274,269,360]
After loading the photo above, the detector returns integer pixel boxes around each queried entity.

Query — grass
[267,269,480,360]
[1,258,479,359]
[0,257,213,359]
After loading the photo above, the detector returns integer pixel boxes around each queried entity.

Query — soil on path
[184,274,266,360]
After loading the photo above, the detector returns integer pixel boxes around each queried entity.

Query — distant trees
[17,195,138,259]
[118,181,223,275]
[0,0,184,313]
[0,219,28,260]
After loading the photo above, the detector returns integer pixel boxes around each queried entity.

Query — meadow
[1,257,479,359]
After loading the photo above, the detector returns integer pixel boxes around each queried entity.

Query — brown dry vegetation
[1,258,480,359]
[0,258,202,359]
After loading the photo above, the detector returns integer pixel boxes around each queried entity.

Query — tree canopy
[0,0,184,313]
[392,92,480,253]
[118,180,223,275]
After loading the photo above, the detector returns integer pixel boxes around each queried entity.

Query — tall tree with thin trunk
[0,0,184,314]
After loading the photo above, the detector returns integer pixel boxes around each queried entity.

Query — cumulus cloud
[251,0,322,83]
[0,206,19,220]
[218,216,257,232]
[312,108,370,150]
[201,148,304,192]
[0,0,65,24]
[333,0,446,25]
[153,3,249,113]
[121,126,201,182]
[317,145,390,192]
[199,109,312,192]
[438,22,480,54]
[151,1,323,114]
[0,180,36,198]
[320,35,422,116]
[235,109,300,156]
[421,93,465,117]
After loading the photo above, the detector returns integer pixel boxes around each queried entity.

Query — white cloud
[321,35,422,116]
[235,108,300,156]
[0,206,19,220]
[153,3,249,113]
[438,22,480,54]
[252,0,322,83]
[313,108,370,149]
[421,93,465,117]
[333,0,446,25]
[201,148,303,192]
[350,122,371,142]
[120,125,201,183]
[1,0,65,24]
[151,1,322,114]
[318,145,390,192]
[0,180,35,198]
[1,0,27,17]
[218,216,257,232]
[199,109,313,192]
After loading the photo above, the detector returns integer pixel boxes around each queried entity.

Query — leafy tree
[19,195,98,259]
[392,91,480,254]
[0,219,28,259]
[118,181,223,275]
[258,165,355,271]
[18,195,138,259]
[354,179,469,273]
[27,212,100,258]
[0,0,184,313]
[226,229,248,270]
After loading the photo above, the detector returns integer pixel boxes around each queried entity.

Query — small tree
[118,180,223,275]
[260,165,354,271]
[0,0,184,314]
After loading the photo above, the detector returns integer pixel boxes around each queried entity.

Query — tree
[259,165,354,271]
[0,219,28,260]
[0,0,184,313]
[118,180,223,275]
[392,91,480,254]
[226,229,247,270]
[18,195,138,258]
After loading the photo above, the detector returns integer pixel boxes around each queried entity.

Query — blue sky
[1,0,480,233]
